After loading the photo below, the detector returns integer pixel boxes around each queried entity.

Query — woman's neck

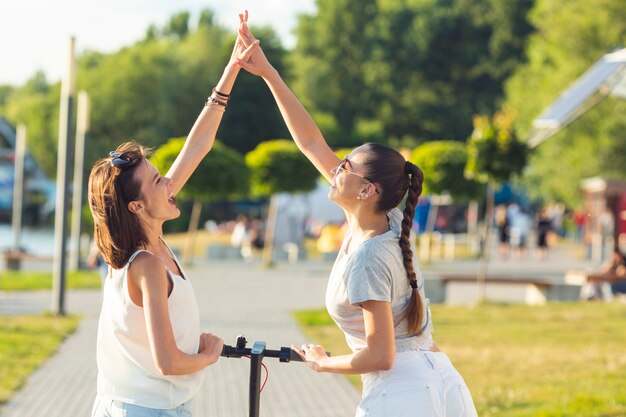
[348,209,389,242]
[141,221,165,252]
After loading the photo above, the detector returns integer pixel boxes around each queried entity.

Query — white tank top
[96,241,204,409]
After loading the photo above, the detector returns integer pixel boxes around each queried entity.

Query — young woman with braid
[236,17,477,417]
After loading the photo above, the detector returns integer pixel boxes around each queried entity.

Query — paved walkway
[0,261,360,417]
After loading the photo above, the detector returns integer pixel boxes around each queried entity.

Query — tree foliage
[292,0,535,147]
[292,0,379,147]
[2,72,58,176]
[466,107,528,183]
[0,10,288,180]
[150,137,249,202]
[245,140,319,196]
[505,0,626,207]
[163,11,191,39]
[410,140,481,200]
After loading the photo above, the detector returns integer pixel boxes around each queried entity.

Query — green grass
[293,303,626,417]
[0,270,101,291]
[0,314,81,405]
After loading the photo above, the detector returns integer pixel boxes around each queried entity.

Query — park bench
[1,250,54,271]
[436,274,580,305]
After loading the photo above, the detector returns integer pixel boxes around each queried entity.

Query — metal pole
[12,124,26,256]
[52,37,76,315]
[69,91,89,271]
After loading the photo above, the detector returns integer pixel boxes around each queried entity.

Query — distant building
[0,117,54,224]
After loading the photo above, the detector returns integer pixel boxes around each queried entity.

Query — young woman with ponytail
[236,16,477,417]
[87,15,260,417]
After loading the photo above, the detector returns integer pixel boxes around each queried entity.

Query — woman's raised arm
[236,20,340,183]
[166,13,259,196]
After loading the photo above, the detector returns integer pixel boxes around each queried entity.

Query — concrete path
[0,260,360,417]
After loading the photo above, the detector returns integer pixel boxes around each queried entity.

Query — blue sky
[0,0,316,86]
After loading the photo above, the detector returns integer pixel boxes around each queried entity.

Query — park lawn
[0,270,101,291]
[294,303,626,417]
[0,314,81,406]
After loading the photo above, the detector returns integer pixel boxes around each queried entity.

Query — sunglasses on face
[331,158,379,193]
[331,158,373,182]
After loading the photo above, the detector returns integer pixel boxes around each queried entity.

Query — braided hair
[359,144,425,335]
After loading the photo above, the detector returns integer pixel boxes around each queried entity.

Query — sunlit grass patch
[294,303,626,417]
[0,270,101,291]
[0,314,81,405]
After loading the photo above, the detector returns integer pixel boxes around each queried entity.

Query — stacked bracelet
[205,100,225,112]
[212,88,230,100]
[204,87,230,111]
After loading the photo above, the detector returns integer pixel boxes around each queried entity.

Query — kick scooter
[220,335,330,417]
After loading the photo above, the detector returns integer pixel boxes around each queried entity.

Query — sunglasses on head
[109,151,134,167]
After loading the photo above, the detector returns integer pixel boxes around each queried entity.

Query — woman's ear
[360,183,377,200]
[127,200,143,214]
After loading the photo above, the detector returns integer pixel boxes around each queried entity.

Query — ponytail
[399,161,425,336]
[357,144,426,335]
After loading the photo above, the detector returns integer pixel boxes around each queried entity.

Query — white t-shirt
[325,208,433,353]
[96,243,204,409]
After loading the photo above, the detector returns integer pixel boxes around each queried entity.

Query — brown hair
[88,142,151,269]
[359,143,425,335]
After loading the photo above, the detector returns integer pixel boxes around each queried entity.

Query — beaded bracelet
[205,94,228,109]
[205,102,225,112]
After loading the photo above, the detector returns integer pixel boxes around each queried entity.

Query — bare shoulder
[127,251,168,287]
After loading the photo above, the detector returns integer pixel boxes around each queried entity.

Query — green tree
[151,137,249,264]
[411,140,481,200]
[292,0,379,147]
[505,0,626,208]
[245,140,318,196]
[245,140,319,265]
[411,140,482,255]
[77,40,186,164]
[292,0,535,147]
[198,9,215,28]
[163,11,190,39]
[0,85,15,107]
[466,111,527,184]
[466,107,528,299]
[152,137,249,201]
[2,9,289,182]
[2,72,58,177]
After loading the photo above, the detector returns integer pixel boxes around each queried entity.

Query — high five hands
[234,11,275,78]
[227,10,261,72]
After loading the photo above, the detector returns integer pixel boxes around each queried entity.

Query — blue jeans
[91,396,193,417]
[611,280,626,294]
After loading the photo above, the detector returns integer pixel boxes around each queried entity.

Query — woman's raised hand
[227,11,260,70]
[235,14,276,78]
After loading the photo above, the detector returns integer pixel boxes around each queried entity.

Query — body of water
[0,223,56,256]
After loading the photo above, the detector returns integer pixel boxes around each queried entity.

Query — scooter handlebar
[220,342,330,363]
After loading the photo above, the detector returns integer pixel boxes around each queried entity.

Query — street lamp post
[52,37,76,315]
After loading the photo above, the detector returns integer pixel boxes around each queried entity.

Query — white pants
[356,351,477,417]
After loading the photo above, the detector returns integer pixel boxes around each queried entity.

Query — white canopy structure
[528,48,626,148]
